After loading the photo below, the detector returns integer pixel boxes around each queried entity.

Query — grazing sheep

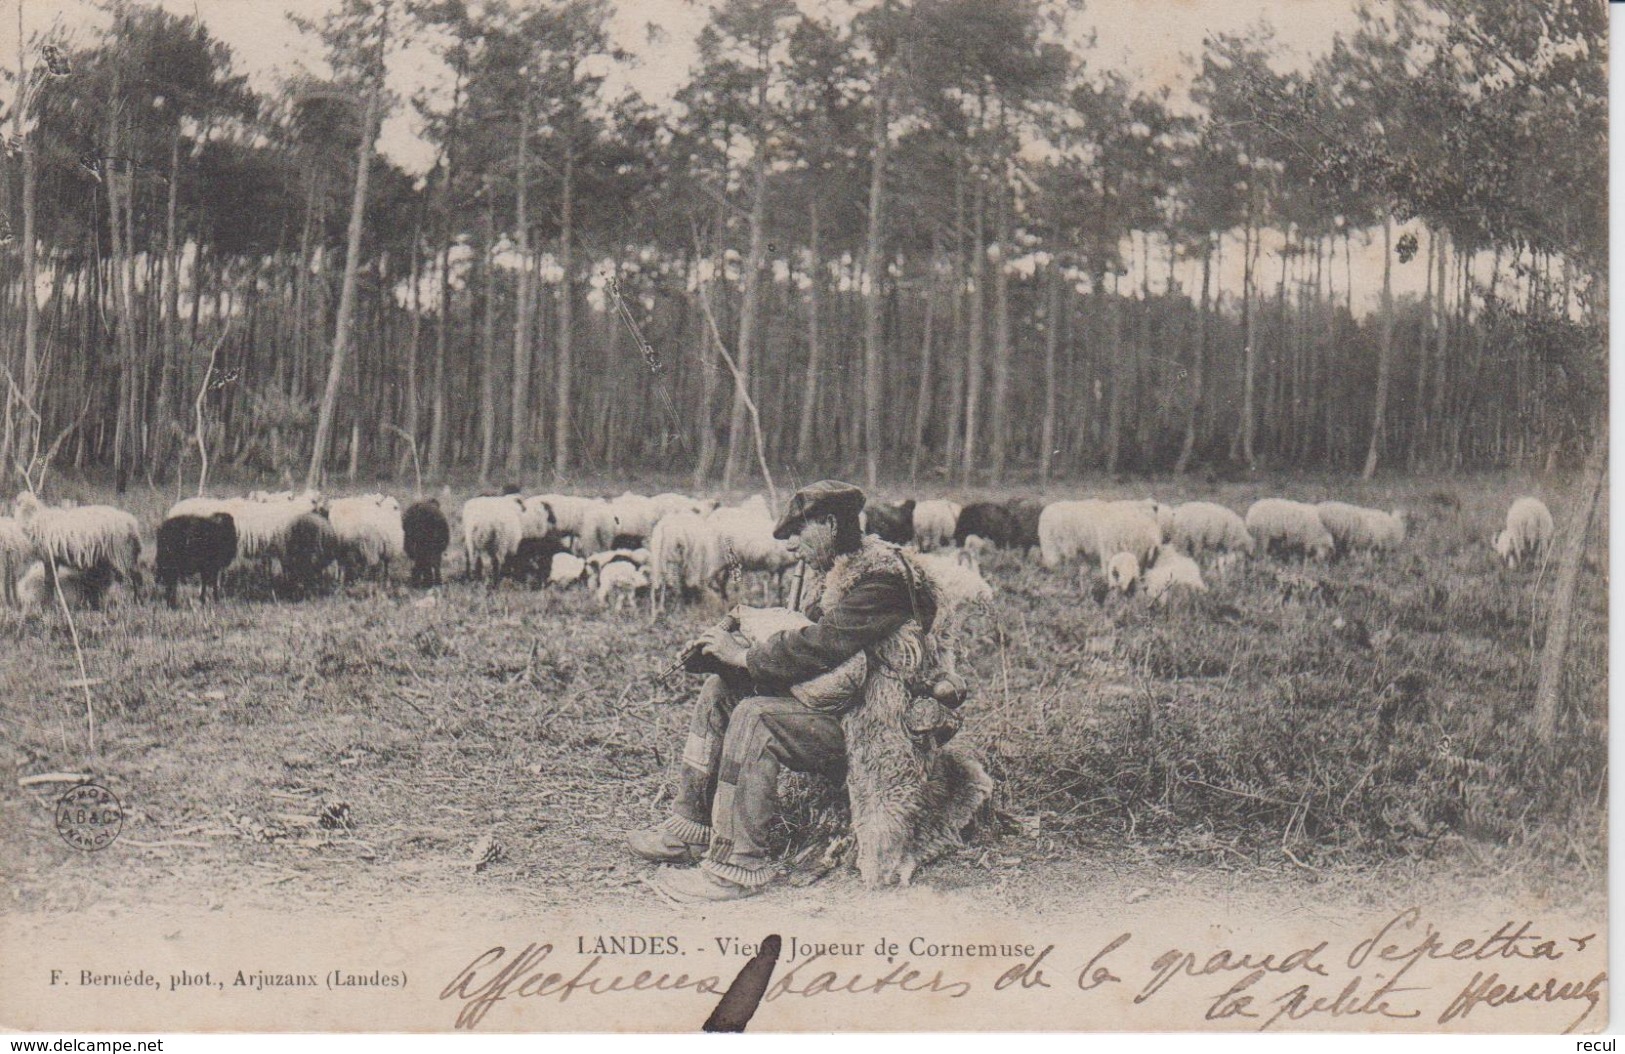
[1117,499,1177,535]
[539,495,619,555]
[596,560,649,612]
[17,561,118,612]
[707,502,796,602]
[1316,501,1406,557]
[651,492,717,520]
[327,494,406,581]
[912,500,960,552]
[649,512,721,613]
[548,552,590,587]
[607,492,660,548]
[1169,501,1254,558]
[912,549,995,610]
[1092,504,1162,567]
[13,492,142,584]
[1004,497,1045,552]
[168,493,317,574]
[953,502,1023,549]
[402,499,451,587]
[281,512,341,597]
[1106,551,1140,593]
[863,499,916,545]
[0,516,31,606]
[1142,544,1208,604]
[1494,497,1555,569]
[462,495,525,587]
[1039,500,1106,567]
[155,512,238,606]
[1246,499,1335,561]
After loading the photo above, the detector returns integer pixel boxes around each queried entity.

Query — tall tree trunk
[1238,204,1258,466]
[1362,215,1395,480]
[506,104,531,480]
[942,163,966,472]
[1104,274,1122,475]
[152,130,182,470]
[13,3,37,467]
[723,139,769,488]
[988,157,1013,480]
[553,127,575,475]
[959,166,985,484]
[1175,235,1212,474]
[796,200,823,466]
[1039,260,1061,483]
[862,69,890,488]
[1534,441,1606,743]
[910,242,940,484]
[478,181,498,486]
[307,73,381,492]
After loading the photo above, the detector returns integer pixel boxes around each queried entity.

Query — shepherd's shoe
[626,827,706,865]
[656,867,762,903]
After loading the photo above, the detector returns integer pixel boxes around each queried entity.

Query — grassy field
[0,470,1607,915]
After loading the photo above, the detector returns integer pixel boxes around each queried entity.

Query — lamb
[1246,499,1335,561]
[1493,497,1555,569]
[707,501,796,602]
[649,512,721,613]
[17,561,119,612]
[13,492,142,584]
[596,559,650,612]
[586,547,650,575]
[281,512,341,597]
[912,500,960,551]
[952,502,1022,549]
[0,516,31,606]
[1141,544,1208,604]
[548,552,590,587]
[1169,501,1254,557]
[1106,552,1140,593]
[461,495,526,587]
[862,499,916,545]
[1316,501,1406,557]
[402,499,451,587]
[326,494,405,581]
[155,512,238,606]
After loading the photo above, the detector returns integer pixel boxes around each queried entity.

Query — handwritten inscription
[436,910,1607,1032]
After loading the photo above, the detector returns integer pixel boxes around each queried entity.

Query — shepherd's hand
[698,626,749,669]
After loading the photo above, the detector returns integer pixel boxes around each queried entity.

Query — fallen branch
[18,772,94,787]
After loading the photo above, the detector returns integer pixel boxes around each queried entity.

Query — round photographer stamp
[55,782,123,852]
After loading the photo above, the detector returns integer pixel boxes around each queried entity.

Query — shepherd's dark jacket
[745,539,937,694]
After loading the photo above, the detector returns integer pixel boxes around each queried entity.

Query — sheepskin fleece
[819,538,992,887]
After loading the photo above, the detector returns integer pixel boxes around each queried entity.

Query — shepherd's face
[787,518,839,571]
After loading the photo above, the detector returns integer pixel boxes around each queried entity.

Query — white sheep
[649,512,721,614]
[596,560,649,612]
[1246,499,1335,561]
[539,495,618,555]
[549,552,590,587]
[651,492,717,520]
[1039,500,1107,567]
[1106,551,1140,593]
[13,492,142,582]
[1169,501,1254,557]
[327,494,406,579]
[707,502,796,601]
[461,495,525,585]
[0,516,32,606]
[1316,501,1405,556]
[1142,544,1208,604]
[912,500,960,552]
[607,492,660,544]
[1041,500,1161,567]
[1117,499,1176,535]
[912,548,994,610]
[586,547,650,574]
[1494,496,1555,569]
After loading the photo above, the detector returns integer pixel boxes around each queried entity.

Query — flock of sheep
[0,483,1557,618]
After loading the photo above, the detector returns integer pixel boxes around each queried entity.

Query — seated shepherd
[628,480,993,903]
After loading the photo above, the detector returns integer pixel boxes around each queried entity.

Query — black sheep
[953,502,1022,548]
[864,499,915,545]
[156,512,239,606]
[402,499,451,587]
[505,534,566,586]
[1004,497,1044,551]
[282,512,340,598]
